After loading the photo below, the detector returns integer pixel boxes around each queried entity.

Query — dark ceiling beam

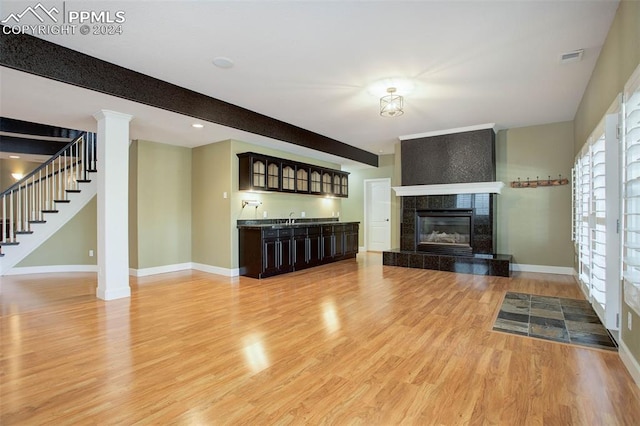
[0,135,69,156]
[0,117,81,139]
[0,30,378,167]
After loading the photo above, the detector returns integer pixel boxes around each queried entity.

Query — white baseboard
[129,263,193,277]
[192,262,239,277]
[359,246,366,252]
[4,264,98,275]
[619,339,640,389]
[511,263,574,275]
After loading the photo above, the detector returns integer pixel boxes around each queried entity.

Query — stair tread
[76,179,91,183]
[15,231,33,234]
[0,241,19,246]
[28,220,46,224]
[65,189,81,193]
[87,169,98,172]
[54,200,71,203]
[42,210,59,213]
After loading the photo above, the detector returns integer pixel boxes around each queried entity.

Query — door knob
[386,218,389,221]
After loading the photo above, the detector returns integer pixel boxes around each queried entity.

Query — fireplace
[383,125,512,276]
[400,193,496,255]
[416,210,473,256]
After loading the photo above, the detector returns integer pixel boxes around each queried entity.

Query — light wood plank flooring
[2,253,640,425]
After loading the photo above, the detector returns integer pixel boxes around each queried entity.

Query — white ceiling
[0,0,619,167]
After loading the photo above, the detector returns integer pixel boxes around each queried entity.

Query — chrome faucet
[288,212,295,224]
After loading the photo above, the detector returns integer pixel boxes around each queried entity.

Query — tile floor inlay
[493,292,618,351]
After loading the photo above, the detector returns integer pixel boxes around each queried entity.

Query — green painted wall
[191,140,233,269]
[134,140,192,269]
[574,0,640,153]
[496,122,574,267]
[572,0,640,372]
[17,196,97,267]
[342,154,398,248]
[129,141,139,269]
[191,139,343,270]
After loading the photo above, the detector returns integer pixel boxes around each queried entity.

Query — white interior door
[365,179,391,251]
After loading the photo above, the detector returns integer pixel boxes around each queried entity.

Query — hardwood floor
[2,253,640,425]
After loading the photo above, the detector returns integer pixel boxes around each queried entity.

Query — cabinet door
[293,235,308,269]
[296,168,309,193]
[278,237,293,272]
[346,230,359,255]
[267,161,280,191]
[333,174,341,196]
[322,172,333,194]
[308,233,322,266]
[334,226,346,258]
[252,158,267,189]
[282,163,296,192]
[262,238,279,276]
[321,226,334,261]
[310,169,322,194]
[341,175,349,197]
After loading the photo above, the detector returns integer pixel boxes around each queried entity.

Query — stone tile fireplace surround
[382,125,512,277]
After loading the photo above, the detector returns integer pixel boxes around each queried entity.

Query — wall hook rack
[510,174,569,188]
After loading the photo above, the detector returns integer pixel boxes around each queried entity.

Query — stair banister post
[94,110,133,301]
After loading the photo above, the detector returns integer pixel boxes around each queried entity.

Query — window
[623,64,640,317]
[573,96,621,329]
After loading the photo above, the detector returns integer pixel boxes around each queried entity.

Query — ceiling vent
[560,49,584,64]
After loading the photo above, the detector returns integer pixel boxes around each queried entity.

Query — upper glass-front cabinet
[282,163,296,192]
[237,152,349,197]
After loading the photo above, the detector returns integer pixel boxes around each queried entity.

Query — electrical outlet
[89,250,94,257]
[301,211,305,217]
[332,212,335,217]
[263,211,268,218]
[223,192,228,199]
[337,211,340,217]
[629,312,633,330]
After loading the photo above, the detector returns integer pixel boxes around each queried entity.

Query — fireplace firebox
[416,210,473,255]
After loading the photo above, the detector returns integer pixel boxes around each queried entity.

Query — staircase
[0,132,97,275]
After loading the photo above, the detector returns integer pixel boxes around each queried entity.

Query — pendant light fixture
[380,87,404,117]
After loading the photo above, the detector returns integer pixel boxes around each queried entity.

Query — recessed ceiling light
[9,155,20,159]
[212,56,234,69]
[192,123,204,129]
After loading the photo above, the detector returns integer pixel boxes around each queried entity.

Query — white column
[94,110,133,300]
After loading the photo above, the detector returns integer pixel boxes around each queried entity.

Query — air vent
[560,49,584,64]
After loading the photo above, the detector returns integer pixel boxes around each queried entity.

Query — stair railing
[0,132,97,245]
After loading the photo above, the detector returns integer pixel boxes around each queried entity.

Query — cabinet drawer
[322,225,334,234]
[278,228,293,237]
[263,229,278,238]
[307,226,321,235]
[294,227,308,236]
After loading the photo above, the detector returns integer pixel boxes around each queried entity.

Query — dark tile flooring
[493,292,617,351]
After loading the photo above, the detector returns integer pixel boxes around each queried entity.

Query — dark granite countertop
[237,218,359,230]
